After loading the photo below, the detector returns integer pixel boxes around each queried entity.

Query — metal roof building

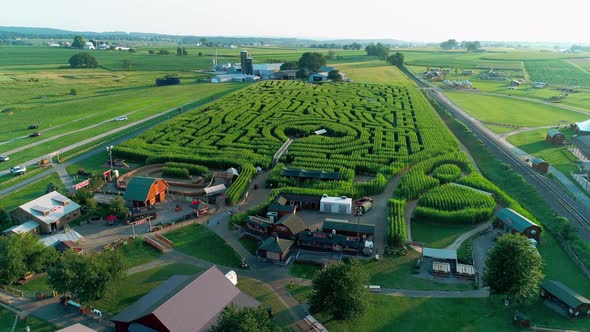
[575,119,590,135]
[11,191,81,234]
[541,280,590,318]
[123,177,169,208]
[2,220,40,235]
[496,208,542,242]
[112,266,259,332]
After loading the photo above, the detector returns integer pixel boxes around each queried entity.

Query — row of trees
[440,39,481,52]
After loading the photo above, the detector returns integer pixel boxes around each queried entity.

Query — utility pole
[106,145,114,176]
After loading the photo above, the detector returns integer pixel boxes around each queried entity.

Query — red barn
[123,177,169,208]
[545,129,565,145]
[531,158,549,174]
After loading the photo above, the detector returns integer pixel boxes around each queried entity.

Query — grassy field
[119,238,163,268]
[319,295,590,332]
[525,59,590,87]
[335,60,417,86]
[506,128,580,176]
[444,91,589,131]
[90,263,203,314]
[363,250,474,291]
[165,223,243,268]
[411,220,476,248]
[285,284,313,304]
[288,262,322,279]
[0,308,56,332]
[238,237,259,256]
[237,277,294,329]
[0,172,63,211]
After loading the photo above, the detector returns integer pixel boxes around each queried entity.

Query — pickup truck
[10,166,26,175]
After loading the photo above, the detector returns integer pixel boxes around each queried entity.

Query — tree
[159,49,170,55]
[111,196,127,219]
[295,68,309,79]
[298,52,327,72]
[327,70,342,82]
[123,59,133,71]
[68,53,99,68]
[183,47,188,55]
[465,41,481,52]
[387,52,405,67]
[46,182,59,194]
[69,88,77,96]
[148,49,155,54]
[198,51,203,56]
[210,304,280,332]
[86,198,98,216]
[0,206,13,231]
[0,234,58,285]
[309,260,371,319]
[365,43,390,59]
[71,35,86,49]
[48,250,126,303]
[326,50,336,60]
[280,61,298,70]
[177,46,183,56]
[128,48,136,54]
[440,39,459,50]
[483,234,544,303]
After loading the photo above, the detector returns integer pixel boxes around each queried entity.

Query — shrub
[162,166,189,178]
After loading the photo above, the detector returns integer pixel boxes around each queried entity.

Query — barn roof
[258,236,293,254]
[322,219,375,235]
[277,214,306,235]
[112,266,259,332]
[496,208,538,233]
[267,203,297,213]
[546,128,563,137]
[531,158,546,166]
[575,119,590,133]
[123,177,168,202]
[2,220,39,235]
[17,191,81,225]
[542,280,590,308]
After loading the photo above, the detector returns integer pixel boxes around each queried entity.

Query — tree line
[440,39,481,52]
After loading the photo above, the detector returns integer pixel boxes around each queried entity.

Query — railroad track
[403,69,590,232]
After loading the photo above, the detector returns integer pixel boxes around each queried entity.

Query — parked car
[28,124,39,129]
[29,132,41,137]
[10,166,26,175]
[115,116,128,121]
[0,155,9,162]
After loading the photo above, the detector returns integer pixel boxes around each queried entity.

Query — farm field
[411,219,476,248]
[335,60,417,85]
[567,57,590,72]
[525,59,590,87]
[116,80,460,204]
[403,50,523,70]
[444,91,589,131]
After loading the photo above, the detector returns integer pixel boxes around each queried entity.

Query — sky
[2,0,589,43]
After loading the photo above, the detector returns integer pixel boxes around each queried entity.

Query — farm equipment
[38,159,50,167]
[107,159,130,167]
[354,197,374,215]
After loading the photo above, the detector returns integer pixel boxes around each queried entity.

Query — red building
[270,214,306,239]
[546,129,565,145]
[531,158,549,174]
[123,177,169,208]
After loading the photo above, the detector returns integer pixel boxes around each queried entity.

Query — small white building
[309,72,329,83]
[210,74,260,83]
[320,195,352,215]
[83,42,95,50]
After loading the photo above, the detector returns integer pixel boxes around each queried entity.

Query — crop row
[524,60,590,87]
[387,199,406,246]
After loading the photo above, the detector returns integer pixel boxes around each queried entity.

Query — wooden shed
[123,177,169,208]
[271,214,306,239]
[531,158,549,174]
[541,280,590,318]
[546,129,565,145]
[257,236,293,262]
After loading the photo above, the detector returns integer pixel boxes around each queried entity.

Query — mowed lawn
[90,263,203,315]
[444,91,589,131]
[335,60,417,86]
[0,172,63,211]
[411,219,477,248]
[120,238,163,268]
[0,309,56,332]
[506,128,579,175]
[166,223,243,268]
[319,294,590,332]
[237,277,293,328]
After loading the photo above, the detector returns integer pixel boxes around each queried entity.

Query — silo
[240,50,248,73]
[245,57,253,75]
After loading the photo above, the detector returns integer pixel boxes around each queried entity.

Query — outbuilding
[123,177,169,208]
[322,218,375,238]
[546,129,566,145]
[257,236,294,262]
[575,119,590,135]
[11,191,81,234]
[2,220,40,236]
[309,72,329,83]
[320,195,352,215]
[271,214,306,239]
[531,158,549,174]
[496,208,542,242]
[540,280,590,318]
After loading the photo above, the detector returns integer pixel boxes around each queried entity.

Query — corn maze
[116,80,459,203]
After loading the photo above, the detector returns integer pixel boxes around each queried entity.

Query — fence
[571,172,590,193]
[560,238,590,280]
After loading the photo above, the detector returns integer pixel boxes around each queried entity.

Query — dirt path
[497,125,556,139]
[445,221,491,251]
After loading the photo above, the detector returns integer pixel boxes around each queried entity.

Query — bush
[432,164,462,183]
[164,162,209,176]
[162,166,189,178]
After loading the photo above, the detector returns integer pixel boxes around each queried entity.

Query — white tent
[225,270,238,286]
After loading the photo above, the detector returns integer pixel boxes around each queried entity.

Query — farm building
[271,214,307,239]
[10,191,81,234]
[540,280,590,318]
[496,208,542,243]
[297,230,361,254]
[2,220,40,236]
[112,266,259,332]
[533,82,547,88]
[123,177,169,208]
[83,42,95,50]
[204,184,227,197]
[281,168,341,181]
[575,119,590,135]
[57,324,97,332]
[267,203,297,219]
[274,70,297,80]
[257,236,294,262]
[320,195,352,215]
[322,218,375,239]
[55,240,84,253]
[253,63,282,79]
[531,157,549,174]
[39,229,84,247]
[422,248,458,278]
[309,72,329,82]
[243,215,273,239]
[462,70,474,75]
[276,194,321,210]
[546,129,565,145]
[573,136,590,159]
[210,74,260,83]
